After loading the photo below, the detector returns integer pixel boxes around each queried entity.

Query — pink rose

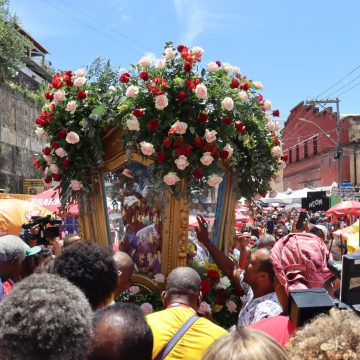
[129,285,140,295]
[223,144,233,158]
[53,90,65,102]
[140,141,155,156]
[233,66,241,75]
[75,68,85,77]
[263,100,272,110]
[126,85,139,98]
[126,116,140,131]
[207,174,223,187]
[154,273,166,283]
[49,164,59,174]
[55,147,68,158]
[238,91,249,102]
[207,61,219,73]
[170,121,187,135]
[155,58,166,69]
[66,131,80,144]
[266,121,276,132]
[70,180,83,191]
[226,300,237,313]
[65,101,77,114]
[204,129,217,143]
[200,152,214,166]
[73,76,87,87]
[140,302,153,314]
[253,81,263,90]
[221,97,234,111]
[163,172,180,186]
[198,301,212,314]
[43,155,53,164]
[35,127,46,139]
[195,84,207,99]
[155,94,168,110]
[271,146,283,158]
[138,56,152,67]
[191,46,204,54]
[174,155,189,170]
[164,47,176,60]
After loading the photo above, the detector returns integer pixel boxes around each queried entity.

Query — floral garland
[33,43,285,209]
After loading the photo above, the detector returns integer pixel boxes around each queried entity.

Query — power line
[325,72,360,99]
[336,80,360,98]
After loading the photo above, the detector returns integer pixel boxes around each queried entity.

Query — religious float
[33,42,284,326]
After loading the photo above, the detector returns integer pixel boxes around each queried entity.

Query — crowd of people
[0,205,359,359]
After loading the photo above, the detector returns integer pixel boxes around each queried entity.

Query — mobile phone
[296,210,307,230]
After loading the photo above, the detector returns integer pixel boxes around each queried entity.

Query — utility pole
[305,99,342,194]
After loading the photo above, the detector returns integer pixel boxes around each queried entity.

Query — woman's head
[202,328,289,360]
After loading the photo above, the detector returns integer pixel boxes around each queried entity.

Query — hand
[195,215,210,245]
[237,232,250,248]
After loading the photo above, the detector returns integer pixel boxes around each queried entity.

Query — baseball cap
[24,243,42,257]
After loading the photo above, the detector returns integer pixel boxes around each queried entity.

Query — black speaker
[340,253,360,305]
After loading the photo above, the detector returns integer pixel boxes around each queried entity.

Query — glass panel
[103,162,162,275]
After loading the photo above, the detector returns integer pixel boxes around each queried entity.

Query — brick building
[282,102,360,191]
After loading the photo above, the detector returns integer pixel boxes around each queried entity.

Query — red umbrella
[28,188,78,215]
[325,200,360,217]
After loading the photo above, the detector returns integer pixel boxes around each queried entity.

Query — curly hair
[53,242,117,309]
[286,308,360,359]
[0,273,92,360]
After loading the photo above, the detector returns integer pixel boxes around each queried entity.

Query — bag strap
[154,315,199,360]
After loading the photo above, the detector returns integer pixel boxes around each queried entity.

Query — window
[304,141,308,158]
[313,136,318,155]
[296,145,300,161]
[289,149,292,163]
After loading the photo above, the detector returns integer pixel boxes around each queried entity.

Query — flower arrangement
[33,44,285,209]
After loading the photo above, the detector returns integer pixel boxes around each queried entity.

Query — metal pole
[335,98,342,196]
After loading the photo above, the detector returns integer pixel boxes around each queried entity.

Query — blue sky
[10,0,360,121]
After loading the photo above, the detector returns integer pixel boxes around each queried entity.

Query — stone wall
[0,85,44,193]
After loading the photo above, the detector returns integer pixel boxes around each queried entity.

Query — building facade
[282,102,359,191]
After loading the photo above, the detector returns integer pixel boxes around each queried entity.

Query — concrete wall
[0,85,43,193]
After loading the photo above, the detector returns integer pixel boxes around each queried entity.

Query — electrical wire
[325,72,360,99]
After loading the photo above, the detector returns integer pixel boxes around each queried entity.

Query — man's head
[243,248,275,295]
[257,234,276,250]
[310,224,327,242]
[162,266,201,309]
[62,233,81,248]
[113,251,134,298]
[53,242,117,310]
[0,235,26,281]
[89,303,153,360]
[273,225,289,241]
[0,273,92,360]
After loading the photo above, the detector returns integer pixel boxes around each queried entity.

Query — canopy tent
[325,200,360,218]
[0,198,52,236]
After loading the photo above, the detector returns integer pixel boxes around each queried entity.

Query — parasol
[325,200,360,217]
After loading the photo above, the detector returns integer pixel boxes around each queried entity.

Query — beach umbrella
[325,200,360,217]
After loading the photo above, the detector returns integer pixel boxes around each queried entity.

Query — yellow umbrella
[334,220,360,253]
[0,198,53,236]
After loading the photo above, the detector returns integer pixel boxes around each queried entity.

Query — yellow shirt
[146,306,227,360]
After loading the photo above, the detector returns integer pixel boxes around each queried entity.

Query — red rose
[185,54,194,63]
[44,92,54,101]
[216,60,221,67]
[177,91,186,102]
[33,159,41,169]
[148,118,159,132]
[175,147,186,157]
[181,47,189,58]
[233,287,243,297]
[240,82,249,91]
[257,94,263,102]
[192,168,203,179]
[42,147,51,156]
[119,72,131,83]
[194,137,204,148]
[43,176,52,184]
[272,136,280,146]
[163,137,171,148]
[53,173,62,182]
[172,138,182,148]
[139,71,149,81]
[156,151,167,163]
[61,159,71,169]
[183,144,193,157]
[50,103,56,112]
[184,62,192,72]
[222,117,232,125]
[215,289,229,304]
[219,150,229,160]
[51,78,62,89]
[200,279,212,294]
[281,153,289,162]
[57,129,67,138]
[133,109,145,118]
[177,44,185,52]
[235,121,246,133]
[272,109,280,117]
[230,79,240,89]
[184,79,196,90]
[210,145,219,156]
[198,112,208,123]
[50,140,60,149]
[207,269,220,281]
[77,90,87,100]
[63,74,73,86]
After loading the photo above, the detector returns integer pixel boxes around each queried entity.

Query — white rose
[154,274,166,283]
[155,58,166,69]
[198,301,212,314]
[200,152,214,166]
[221,97,234,111]
[164,47,176,60]
[140,302,153,314]
[75,68,85,77]
[140,141,155,156]
[217,276,231,289]
[49,164,59,174]
[73,76,87,87]
[65,101,77,114]
[191,46,204,54]
[194,84,207,99]
[253,81,263,90]
[266,121,276,132]
[126,116,140,131]
[174,155,189,170]
[238,90,249,102]
[170,121,187,135]
[263,100,272,110]
[207,61,219,73]
[163,172,180,186]
[139,56,152,67]
[233,66,241,75]
[53,90,65,102]
[155,94,168,110]
[226,300,238,313]
[207,174,223,187]
[204,129,217,143]
[271,146,283,158]
[35,127,46,139]
[222,62,233,73]
[126,85,139,98]
[108,85,117,92]
[264,113,272,122]
[223,144,234,158]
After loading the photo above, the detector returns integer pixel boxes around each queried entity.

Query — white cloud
[120,14,132,23]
